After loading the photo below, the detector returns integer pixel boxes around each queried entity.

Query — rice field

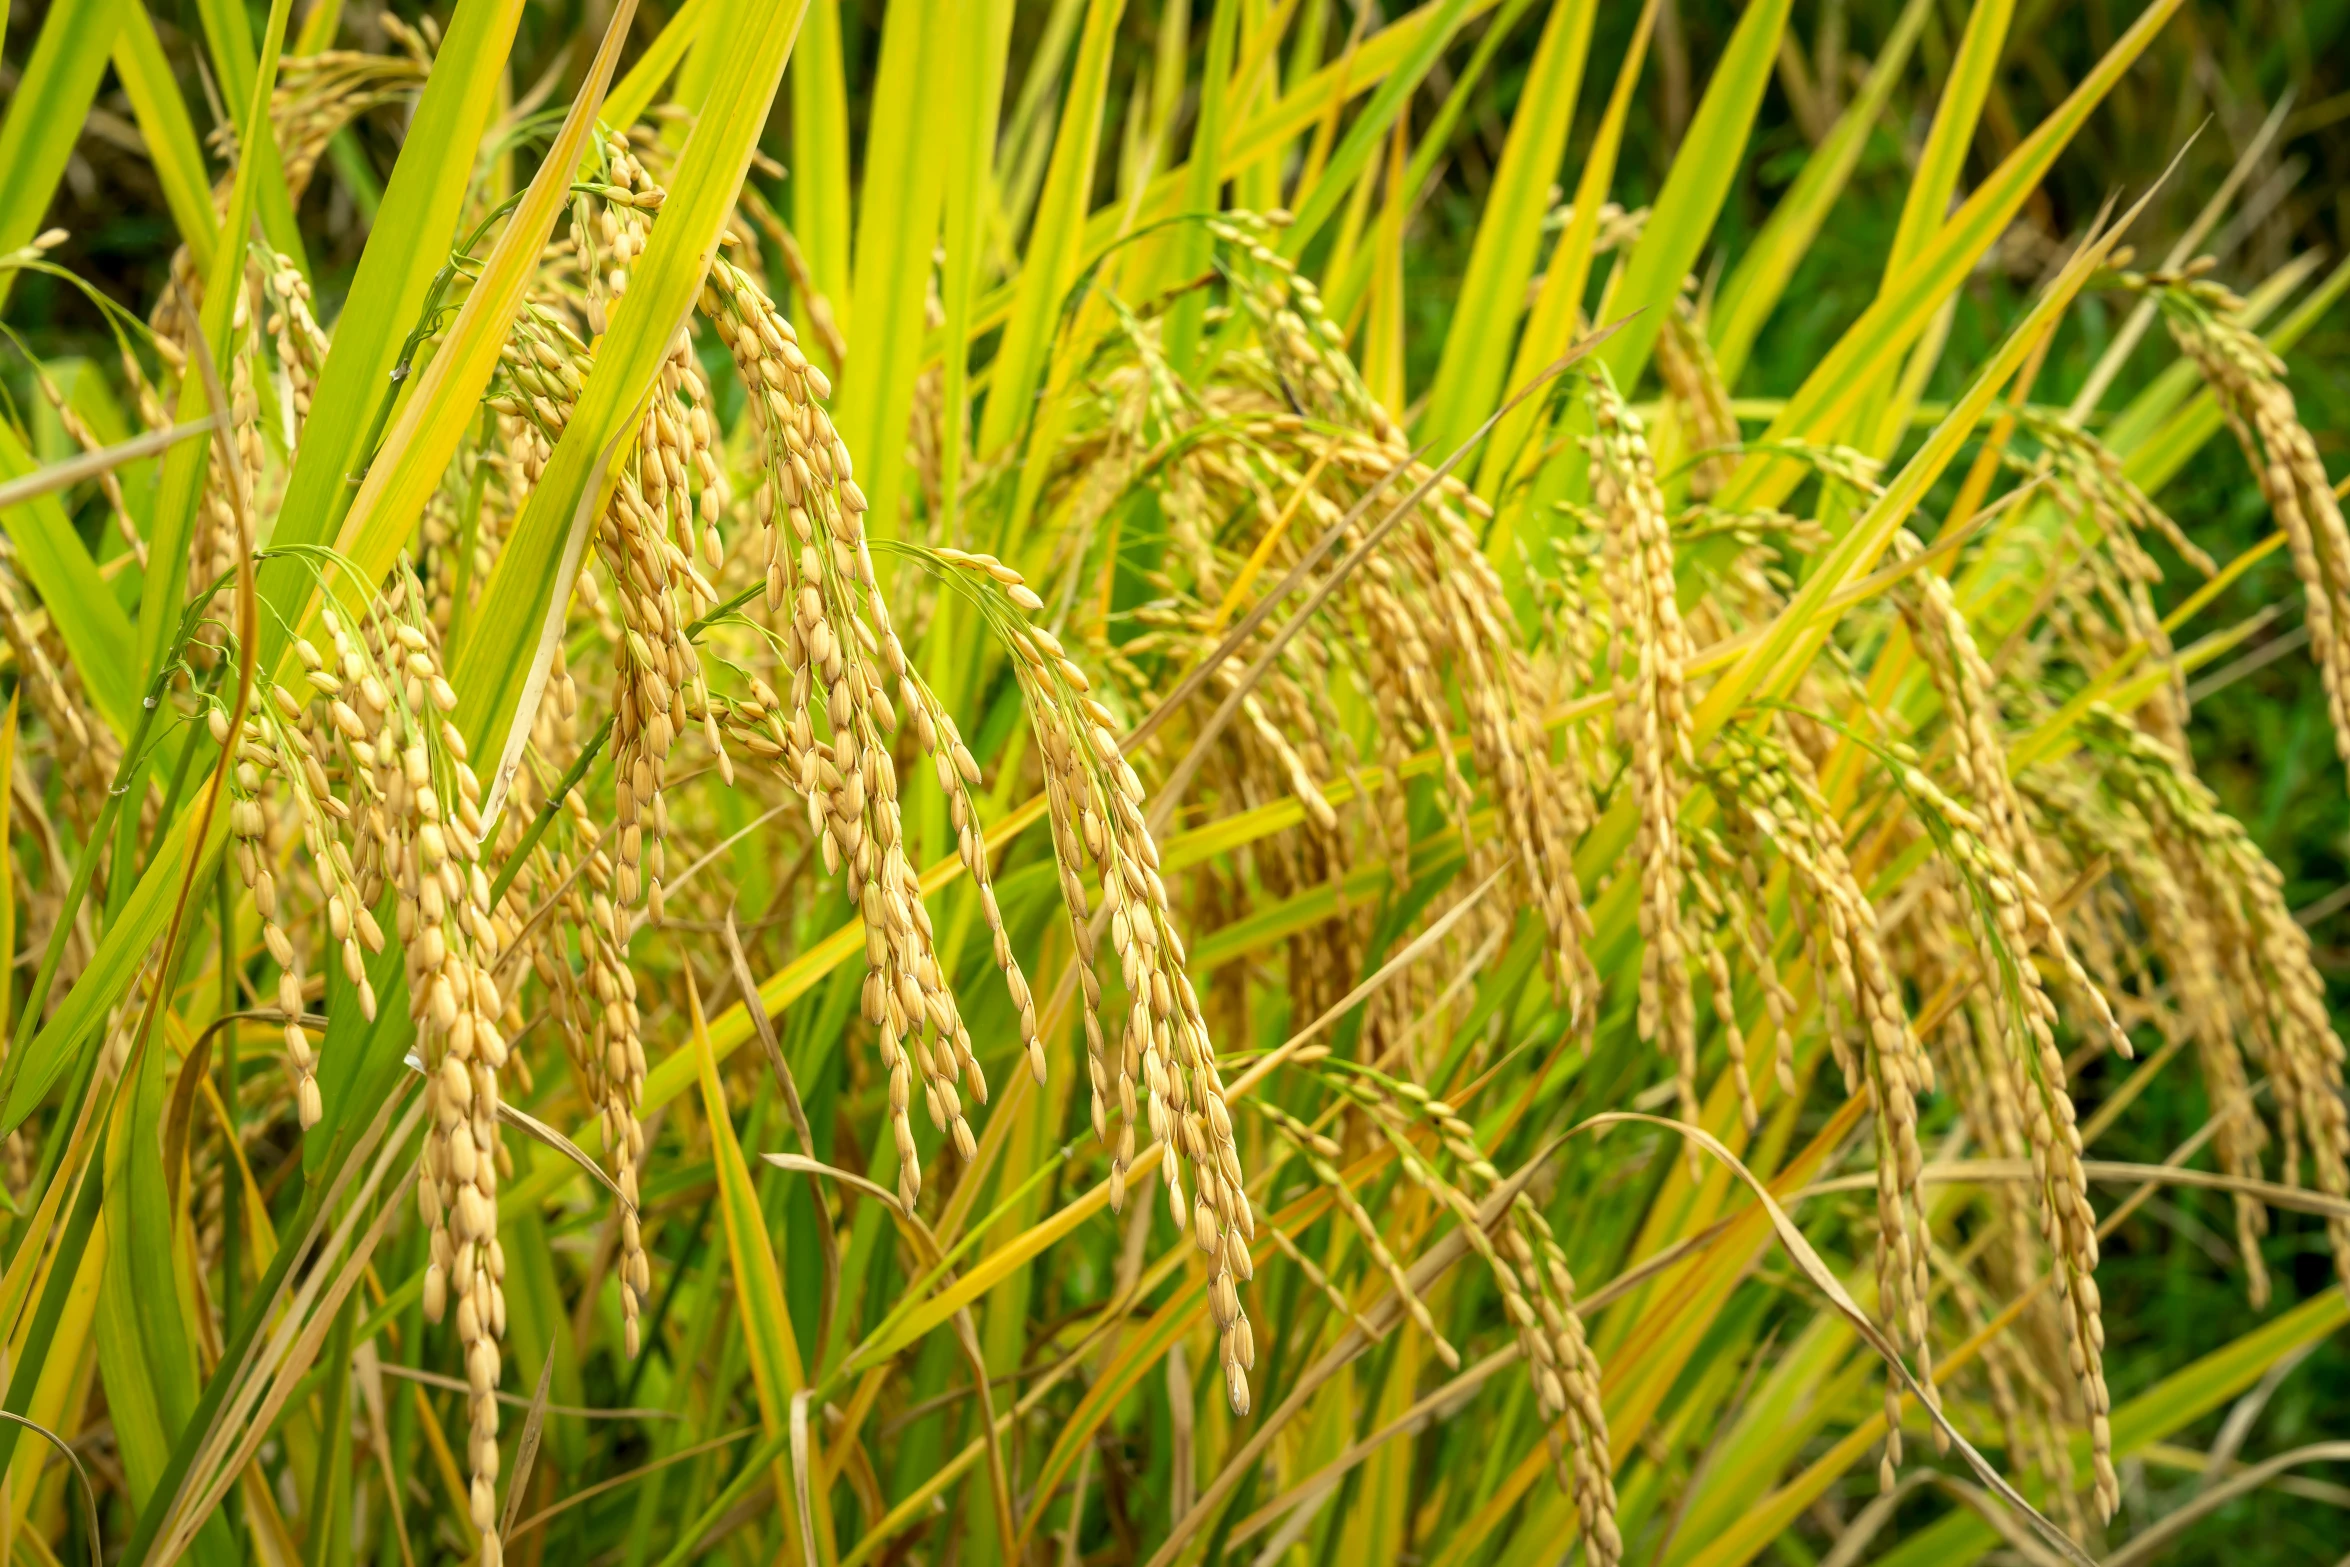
[0,1,2345,1564]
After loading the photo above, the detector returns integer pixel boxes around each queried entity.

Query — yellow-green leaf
[1477,0,1656,518]
[831,0,948,543]
[455,0,806,783]
[0,425,139,736]
[112,4,221,275]
[261,0,532,651]
[604,0,717,131]
[0,0,123,315]
[1418,0,1597,454]
[1594,0,1793,393]
[688,975,810,1541]
[1710,0,2186,519]
[1708,0,1933,386]
[975,0,1129,458]
[789,0,854,329]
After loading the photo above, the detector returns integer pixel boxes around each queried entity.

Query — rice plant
[0,1,2344,1564]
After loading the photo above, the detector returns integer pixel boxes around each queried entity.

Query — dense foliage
[0,2,2346,1565]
